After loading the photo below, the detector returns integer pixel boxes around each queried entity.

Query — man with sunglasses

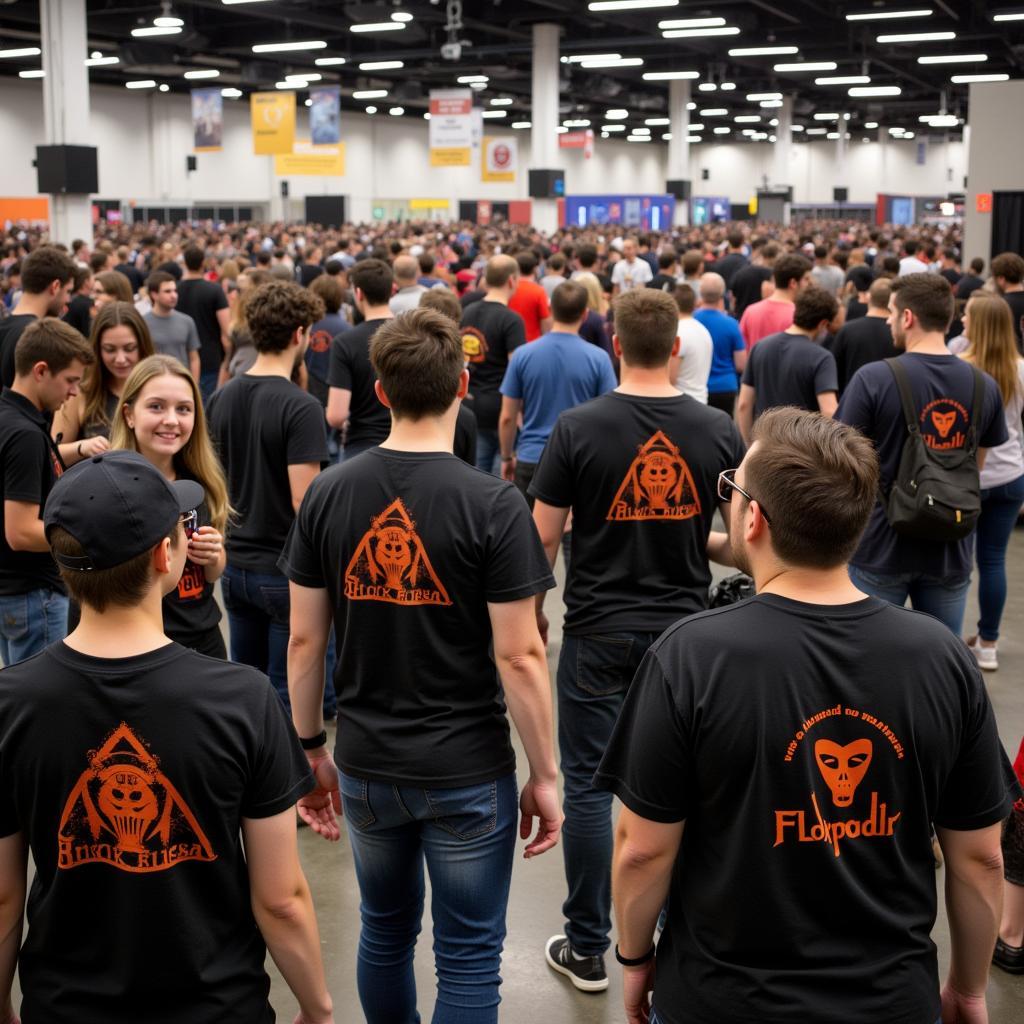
[529,287,744,993]
[597,408,1015,1024]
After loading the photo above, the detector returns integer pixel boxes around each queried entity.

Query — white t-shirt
[674,317,714,403]
[898,256,930,277]
[611,258,653,293]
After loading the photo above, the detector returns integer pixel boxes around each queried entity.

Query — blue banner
[191,87,223,151]
[309,85,341,145]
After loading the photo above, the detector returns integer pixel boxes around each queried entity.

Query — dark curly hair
[246,281,325,353]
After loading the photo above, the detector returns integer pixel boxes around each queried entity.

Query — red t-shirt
[508,279,551,342]
[739,298,795,349]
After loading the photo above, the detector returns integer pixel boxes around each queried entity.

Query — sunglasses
[717,469,771,525]
[179,509,199,539]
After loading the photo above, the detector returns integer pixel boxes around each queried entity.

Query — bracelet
[501,455,515,462]
[77,442,84,458]
[299,729,328,750]
[614,943,656,967]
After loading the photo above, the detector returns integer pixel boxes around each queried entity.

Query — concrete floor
[268,526,1024,1024]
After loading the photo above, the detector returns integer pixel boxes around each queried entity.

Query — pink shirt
[739,298,795,349]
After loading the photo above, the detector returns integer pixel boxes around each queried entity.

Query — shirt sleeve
[327,335,353,390]
[286,395,329,466]
[528,415,574,508]
[214,286,229,312]
[484,485,556,602]
[593,646,693,823]
[187,318,201,352]
[814,350,839,395]
[741,343,757,386]
[499,348,523,399]
[978,375,1009,450]
[241,679,315,819]
[730,321,745,353]
[278,477,327,587]
[505,312,527,355]
[2,431,49,504]
[739,310,752,349]
[537,288,551,320]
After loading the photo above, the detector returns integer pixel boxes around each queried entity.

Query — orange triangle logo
[606,430,702,522]
[57,723,217,874]
[344,498,453,606]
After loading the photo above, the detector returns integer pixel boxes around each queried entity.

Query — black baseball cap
[44,450,204,571]
[848,265,874,292]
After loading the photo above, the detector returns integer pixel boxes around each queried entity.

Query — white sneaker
[967,637,999,671]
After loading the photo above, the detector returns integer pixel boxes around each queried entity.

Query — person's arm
[732,331,748,374]
[736,384,756,442]
[0,834,26,1024]
[612,807,685,1024]
[937,822,1004,1023]
[498,396,522,482]
[189,350,201,382]
[668,353,681,383]
[287,463,321,515]
[3,501,47,552]
[187,526,226,583]
[978,448,988,471]
[325,387,351,431]
[487,597,561,858]
[816,391,838,418]
[706,513,736,567]
[531,499,570,644]
[216,306,232,364]
[242,810,334,1024]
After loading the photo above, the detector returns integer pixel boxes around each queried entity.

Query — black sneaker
[993,937,1024,974]
[544,935,609,992]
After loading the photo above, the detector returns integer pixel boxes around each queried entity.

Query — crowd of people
[0,213,1022,1024]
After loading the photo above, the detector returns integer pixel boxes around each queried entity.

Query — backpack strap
[885,358,919,435]
[966,364,984,455]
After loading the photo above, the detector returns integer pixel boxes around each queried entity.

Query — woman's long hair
[961,293,1022,407]
[81,302,154,433]
[110,355,230,533]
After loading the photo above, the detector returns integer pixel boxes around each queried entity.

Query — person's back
[176,247,229,395]
[508,270,551,342]
[670,285,713,403]
[743,331,836,415]
[832,280,899,393]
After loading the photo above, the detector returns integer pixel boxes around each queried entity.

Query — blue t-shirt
[695,308,745,394]
[500,331,618,463]
[837,352,1007,577]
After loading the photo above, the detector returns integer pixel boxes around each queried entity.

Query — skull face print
[639,453,678,510]
[374,526,412,590]
[815,738,873,807]
[97,765,159,852]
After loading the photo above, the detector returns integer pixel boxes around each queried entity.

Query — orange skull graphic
[639,453,679,510]
[96,765,159,852]
[814,738,873,807]
[373,526,413,590]
[931,410,957,438]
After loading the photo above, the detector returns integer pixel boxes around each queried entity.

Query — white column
[530,22,560,234]
[773,96,793,188]
[40,0,93,245]
[667,79,691,226]
[835,112,849,197]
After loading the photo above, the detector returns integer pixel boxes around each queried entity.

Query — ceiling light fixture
[85,56,120,66]
[662,26,740,38]
[511,121,531,128]
[806,127,828,134]
[392,11,414,21]
[184,69,220,79]
[951,72,1009,82]
[814,112,840,119]
[275,81,302,89]
[876,30,954,42]
[917,53,987,64]
[159,84,170,92]
[728,46,798,56]
[565,53,621,64]
[589,0,679,9]
[774,61,837,71]
[350,22,406,33]
[470,82,486,90]
[353,89,388,99]
[18,69,44,78]
[865,120,879,128]
[605,108,629,118]
[735,115,761,122]
[720,81,736,90]
[365,105,377,114]
[846,7,933,19]
[389,106,404,115]
[849,85,902,95]
[658,17,725,29]
[993,12,1024,21]
[626,135,652,142]
[0,47,42,59]
[645,117,671,125]
[759,100,784,108]
[713,126,731,134]
[222,87,243,97]
[564,118,591,126]
[579,57,644,68]
[642,71,699,80]
[601,124,627,131]
[700,107,728,115]
[359,60,404,70]
[286,73,321,82]
[154,16,184,29]
[315,57,347,66]
[492,97,515,106]
[698,82,717,91]
[253,40,327,52]
[921,114,959,126]
[746,91,782,100]
[457,75,488,83]
[131,26,182,37]
[689,122,705,130]
[481,110,507,118]
[125,79,157,89]
[815,75,871,84]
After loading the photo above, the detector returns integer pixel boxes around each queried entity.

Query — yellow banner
[430,148,471,167]
[251,92,296,155]
[274,142,345,176]
[409,198,450,210]
[482,137,516,183]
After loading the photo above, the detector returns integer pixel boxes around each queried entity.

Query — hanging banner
[192,87,223,152]
[482,137,517,182]
[429,89,473,166]
[251,92,296,155]
[274,141,346,177]
[559,129,594,159]
[309,85,341,145]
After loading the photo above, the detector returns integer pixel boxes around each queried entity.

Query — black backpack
[883,357,984,542]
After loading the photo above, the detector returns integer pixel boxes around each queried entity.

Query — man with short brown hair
[990,251,1024,350]
[601,406,1016,1024]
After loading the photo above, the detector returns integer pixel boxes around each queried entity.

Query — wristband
[77,442,84,458]
[501,455,515,462]
[614,943,656,967]
[299,729,328,750]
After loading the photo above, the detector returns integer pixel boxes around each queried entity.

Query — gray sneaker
[544,935,609,992]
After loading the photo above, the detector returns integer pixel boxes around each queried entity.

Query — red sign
[478,200,492,225]
[976,193,993,214]
[430,96,472,116]
[559,128,595,159]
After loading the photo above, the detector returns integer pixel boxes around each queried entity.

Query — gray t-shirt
[810,264,844,296]
[144,310,201,368]
[389,285,427,316]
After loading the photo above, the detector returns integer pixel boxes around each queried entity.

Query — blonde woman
[111,354,230,657]
[952,292,1024,669]
[574,270,615,360]
[92,270,134,308]
[53,301,154,466]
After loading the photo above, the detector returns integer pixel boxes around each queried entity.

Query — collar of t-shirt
[1,386,50,429]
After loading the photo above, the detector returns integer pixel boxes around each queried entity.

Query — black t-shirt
[742,331,838,416]
[845,297,867,321]
[0,388,63,596]
[529,392,745,634]
[713,251,748,288]
[1003,291,1024,350]
[326,318,392,447]
[461,300,527,429]
[595,595,1017,1024]
[940,268,962,288]
[648,273,677,292]
[837,353,1007,577]
[297,262,323,287]
[0,314,38,389]
[460,288,485,309]
[831,316,899,393]
[115,262,144,292]
[454,402,477,465]
[62,295,93,338]
[729,265,772,319]
[176,278,229,373]
[161,488,221,642]
[954,274,983,301]
[279,448,554,787]
[0,642,313,1024]
[207,375,328,572]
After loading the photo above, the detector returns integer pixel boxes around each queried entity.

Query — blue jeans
[0,588,68,666]
[557,631,660,956]
[475,428,501,475]
[221,565,336,715]
[199,369,219,404]
[339,771,518,1024]
[848,565,970,636]
[974,474,1024,641]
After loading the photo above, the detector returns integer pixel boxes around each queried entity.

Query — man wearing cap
[0,449,334,1024]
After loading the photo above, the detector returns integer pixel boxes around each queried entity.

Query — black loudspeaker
[666,179,691,200]
[35,145,98,194]
[833,187,848,202]
[280,180,289,199]
[304,195,346,227]
[528,169,565,199]
[186,155,197,173]
[701,168,710,181]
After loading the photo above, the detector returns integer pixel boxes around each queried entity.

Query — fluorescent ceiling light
[353,89,388,99]
[662,132,672,139]
[663,26,740,38]
[847,7,933,19]
[85,56,120,67]
[389,106,404,115]
[286,72,322,81]
[511,121,531,128]
[994,12,1024,20]
[904,131,916,138]
[688,123,705,130]
[125,79,157,89]
[481,110,507,118]
[565,53,621,63]
[590,0,679,9]
[814,112,840,119]
[492,98,515,106]
[816,75,870,84]
[729,46,798,56]
[253,40,327,52]
[746,91,782,100]
[579,57,644,68]
[350,21,405,32]
[951,72,1009,82]
[626,136,651,142]
[791,124,805,131]
[876,30,954,42]
[423,112,431,118]
[698,83,717,91]
[154,15,184,27]
[457,75,487,83]
[713,126,731,134]
[642,71,699,80]
[359,60,404,70]
[470,82,486,89]
[556,126,568,134]
[849,85,902,95]
[921,114,959,126]
[564,118,590,126]
[687,102,696,109]
[18,69,44,78]
[221,87,243,97]
[184,69,220,79]
[918,53,987,64]
[0,47,42,59]
[315,57,347,66]
[806,127,828,134]
[222,0,276,4]
[645,117,671,125]
[605,108,629,118]
[700,107,728,115]
[658,17,725,29]
[759,100,783,108]
[131,26,182,37]
[735,115,761,122]
[721,82,736,90]
[601,124,627,131]
[159,84,170,92]
[826,132,841,139]
[275,81,302,89]
[632,127,651,134]
[774,61,837,71]
[365,105,377,114]
[865,120,879,128]
[393,12,414,22]
[686,135,701,142]
[304,98,312,106]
